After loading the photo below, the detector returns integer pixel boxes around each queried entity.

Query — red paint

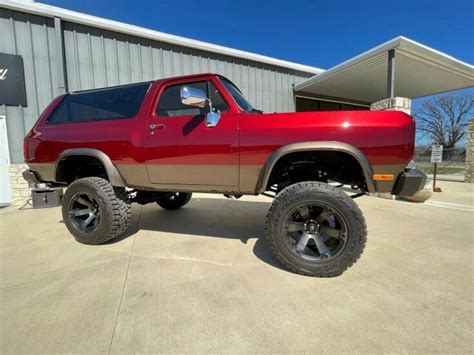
[24,73,415,183]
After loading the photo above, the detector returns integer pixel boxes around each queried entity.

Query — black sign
[0,53,27,106]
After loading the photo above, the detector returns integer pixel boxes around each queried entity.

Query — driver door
[144,79,239,190]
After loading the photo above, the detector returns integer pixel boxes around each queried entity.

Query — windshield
[219,76,256,112]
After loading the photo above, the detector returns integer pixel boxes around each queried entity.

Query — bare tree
[413,93,474,149]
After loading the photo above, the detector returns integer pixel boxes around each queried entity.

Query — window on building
[157,81,228,117]
[318,101,340,111]
[295,97,369,112]
[48,82,151,123]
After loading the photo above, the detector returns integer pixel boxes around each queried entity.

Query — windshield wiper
[251,108,263,114]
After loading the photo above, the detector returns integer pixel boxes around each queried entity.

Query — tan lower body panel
[119,164,261,193]
[145,164,238,186]
[117,164,240,193]
[27,163,55,181]
[118,163,406,194]
[27,162,406,195]
[371,164,406,193]
[241,164,406,194]
[115,164,150,187]
[239,165,263,193]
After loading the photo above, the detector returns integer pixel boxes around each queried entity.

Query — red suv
[23,73,425,277]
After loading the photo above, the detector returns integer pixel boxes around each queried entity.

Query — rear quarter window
[48,82,151,124]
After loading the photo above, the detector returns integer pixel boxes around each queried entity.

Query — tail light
[23,139,29,162]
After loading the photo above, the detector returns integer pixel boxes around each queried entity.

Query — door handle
[149,123,165,131]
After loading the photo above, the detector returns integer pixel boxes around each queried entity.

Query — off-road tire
[156,192,192,210]
[62,177,131,245]
[265,181,367,277]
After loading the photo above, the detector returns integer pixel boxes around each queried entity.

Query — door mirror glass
[180,86,207,108]
[205,112,221,128]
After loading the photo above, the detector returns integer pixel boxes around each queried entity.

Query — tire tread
[62,177,131,245]
[265,181,367,277]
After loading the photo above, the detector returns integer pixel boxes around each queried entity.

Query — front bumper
[391,169,427,197]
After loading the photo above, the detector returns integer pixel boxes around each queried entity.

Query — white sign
[0,69,7,80]
[431,145,443,163]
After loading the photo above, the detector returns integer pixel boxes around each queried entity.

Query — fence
[414,146,465,176]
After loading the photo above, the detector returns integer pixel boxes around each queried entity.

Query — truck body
[24,73,421,197]
[22,73,426,277]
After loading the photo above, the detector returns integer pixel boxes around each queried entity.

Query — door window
[157,81,228,117]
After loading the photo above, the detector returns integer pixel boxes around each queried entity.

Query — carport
[293,36,474,111]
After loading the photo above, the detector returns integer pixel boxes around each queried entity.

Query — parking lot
[1,180,472,353]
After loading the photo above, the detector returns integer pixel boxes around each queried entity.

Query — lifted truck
[23,73,425,277]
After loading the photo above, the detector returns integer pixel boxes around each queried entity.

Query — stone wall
[465,119,474,183]
[8,164,31,207]
[370,97,412,115]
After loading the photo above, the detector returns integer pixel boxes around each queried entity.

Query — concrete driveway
[1,181,473,353]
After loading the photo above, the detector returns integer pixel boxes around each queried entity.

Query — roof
[294,36,474,103]
[1,0,323,75]
[69,73,227,93]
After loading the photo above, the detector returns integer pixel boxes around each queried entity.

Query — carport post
[387,49,396,98]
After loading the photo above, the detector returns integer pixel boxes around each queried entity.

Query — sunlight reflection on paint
[342,121,350,128]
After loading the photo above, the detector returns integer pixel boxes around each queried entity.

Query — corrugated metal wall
[0,8,61,163]
[1,8,313,163]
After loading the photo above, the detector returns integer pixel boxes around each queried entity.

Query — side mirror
[181,86,220,127]
[180,86,207,108]
[205,112,221,128]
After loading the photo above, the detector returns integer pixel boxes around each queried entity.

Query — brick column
[465,118,474,183]
[8,163,30,206]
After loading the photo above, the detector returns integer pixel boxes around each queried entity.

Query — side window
[48,82,151,123]
[157,81,228,117]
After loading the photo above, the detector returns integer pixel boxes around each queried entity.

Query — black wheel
[62,177,131,245]
[156,192,192,210]
[265,181,367,277]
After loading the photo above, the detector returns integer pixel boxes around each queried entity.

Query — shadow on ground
[106,197,288,272]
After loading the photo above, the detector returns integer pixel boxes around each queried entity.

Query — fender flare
[255,141,375,193]
[55,148,126,187]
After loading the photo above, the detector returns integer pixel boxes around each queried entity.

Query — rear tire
[265,181,367,277]
[62,177,131,245]
[156,192,192,210]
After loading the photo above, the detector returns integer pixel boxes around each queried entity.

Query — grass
[419,166,464,175]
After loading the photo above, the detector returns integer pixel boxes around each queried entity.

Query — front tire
[265,181,367,277]
[62,177,131,245]
[156,192,192,210]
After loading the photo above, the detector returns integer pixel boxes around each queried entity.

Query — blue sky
[42,0,473,69]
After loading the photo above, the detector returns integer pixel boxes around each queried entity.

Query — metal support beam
[387,49,396,98]
[54,17,68,94]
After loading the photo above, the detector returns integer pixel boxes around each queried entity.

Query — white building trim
[1,0,324,75]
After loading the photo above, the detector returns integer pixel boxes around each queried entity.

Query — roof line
[399,36,474,69]
[294,36,474,92]
[1,0,324,75]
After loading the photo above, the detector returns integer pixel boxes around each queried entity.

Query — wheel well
[265,151,367,192]
[56,155,108,184]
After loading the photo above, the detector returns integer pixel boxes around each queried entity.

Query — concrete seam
[107,205,142,354]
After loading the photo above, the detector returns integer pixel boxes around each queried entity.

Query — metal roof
[1,0,323,75]
[294,36,474,103]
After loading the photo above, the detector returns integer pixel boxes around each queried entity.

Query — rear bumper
[391,169,427,197]
[22,169,43,186]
